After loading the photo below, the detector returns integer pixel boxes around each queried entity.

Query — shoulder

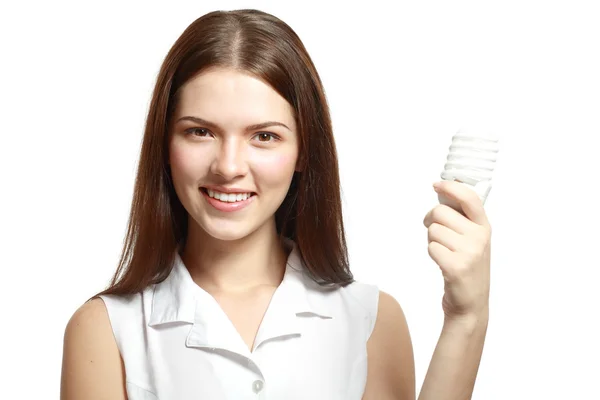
[60,298,127,399]
[339,280,380,335]
[98,290,150,334]
[342,280,380,303]
[363,290,416,400]
[63,298,116,350]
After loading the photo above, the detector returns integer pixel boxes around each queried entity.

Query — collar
[148,239,334,354]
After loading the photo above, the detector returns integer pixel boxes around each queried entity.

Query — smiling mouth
[200,187,257,203]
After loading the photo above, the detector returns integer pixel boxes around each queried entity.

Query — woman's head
[98,9,353,297]
[168,67,300,243]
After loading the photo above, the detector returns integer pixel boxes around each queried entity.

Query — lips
[200,187,256,203]
[200,187,256,212]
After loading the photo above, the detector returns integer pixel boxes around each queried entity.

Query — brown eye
[185,128,212,137]
[255,132,278,142]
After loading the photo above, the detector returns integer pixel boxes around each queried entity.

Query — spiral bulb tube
[439,129,499,212]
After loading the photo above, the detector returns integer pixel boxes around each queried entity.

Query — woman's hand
[423,180,492,322]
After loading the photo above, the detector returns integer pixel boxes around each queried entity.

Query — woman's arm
[417,180,492,399]
[60,298,127,400]
[418,312,488,400]
[363,290,416,400]
[365,180,492,400]
[362,292,488,400]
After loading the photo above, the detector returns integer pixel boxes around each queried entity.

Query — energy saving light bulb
[438,128,500,213]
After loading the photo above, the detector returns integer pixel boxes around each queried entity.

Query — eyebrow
[176,116,291,132]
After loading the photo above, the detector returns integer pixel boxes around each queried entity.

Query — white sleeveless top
[100,241,380,400]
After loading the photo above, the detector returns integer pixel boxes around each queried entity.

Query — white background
[1,0,599,398]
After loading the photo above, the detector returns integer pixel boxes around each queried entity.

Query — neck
[181,218,288,294]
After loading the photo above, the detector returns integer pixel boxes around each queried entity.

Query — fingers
[427,222,463,252]
[427,241,454,275]
[423,204,471,235]
[433,180,490,228]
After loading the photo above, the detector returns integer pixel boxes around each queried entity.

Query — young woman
[60,9,492,400]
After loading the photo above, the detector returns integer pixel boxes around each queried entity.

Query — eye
[253,132,279,143]
[184,127,212,137]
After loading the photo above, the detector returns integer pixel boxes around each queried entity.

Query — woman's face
[169,68,299,242]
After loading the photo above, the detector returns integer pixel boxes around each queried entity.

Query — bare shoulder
[60,298,127,400]
[363,290,416,400]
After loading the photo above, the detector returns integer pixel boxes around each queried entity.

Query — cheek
[250,152,297,185]
[169,141,210,182]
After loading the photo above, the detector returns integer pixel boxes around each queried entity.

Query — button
[252,380,264,393]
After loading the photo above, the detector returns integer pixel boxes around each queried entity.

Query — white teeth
[206,189,252,202]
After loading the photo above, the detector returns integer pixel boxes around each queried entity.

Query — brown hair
[94,9,353,299]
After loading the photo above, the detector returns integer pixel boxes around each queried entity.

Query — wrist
[443,309,489,332]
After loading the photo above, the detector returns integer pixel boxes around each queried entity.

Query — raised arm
[364,180,492,400]
[418,180,492,399]
[60,298,127,400]
[418,311,488,399]
[362,292,487,400]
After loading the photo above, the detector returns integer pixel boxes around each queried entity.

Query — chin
[199,219,259,242]
[205,229,251,242]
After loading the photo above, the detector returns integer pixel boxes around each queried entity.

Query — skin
[362,181,492,399]
[60,68,491,400]
[167,67,301,294]
[167,68,308,352]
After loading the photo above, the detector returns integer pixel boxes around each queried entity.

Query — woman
[60,9,492,400]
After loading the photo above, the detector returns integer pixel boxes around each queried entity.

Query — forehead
[174,68,296,128]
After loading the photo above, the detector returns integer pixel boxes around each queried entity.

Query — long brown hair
[94,9,353,299]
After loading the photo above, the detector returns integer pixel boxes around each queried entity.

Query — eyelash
[184,127,280,143]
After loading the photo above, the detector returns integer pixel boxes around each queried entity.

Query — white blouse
[100,240,380,399]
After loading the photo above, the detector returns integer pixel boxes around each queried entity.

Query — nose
[210,138,248,180]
